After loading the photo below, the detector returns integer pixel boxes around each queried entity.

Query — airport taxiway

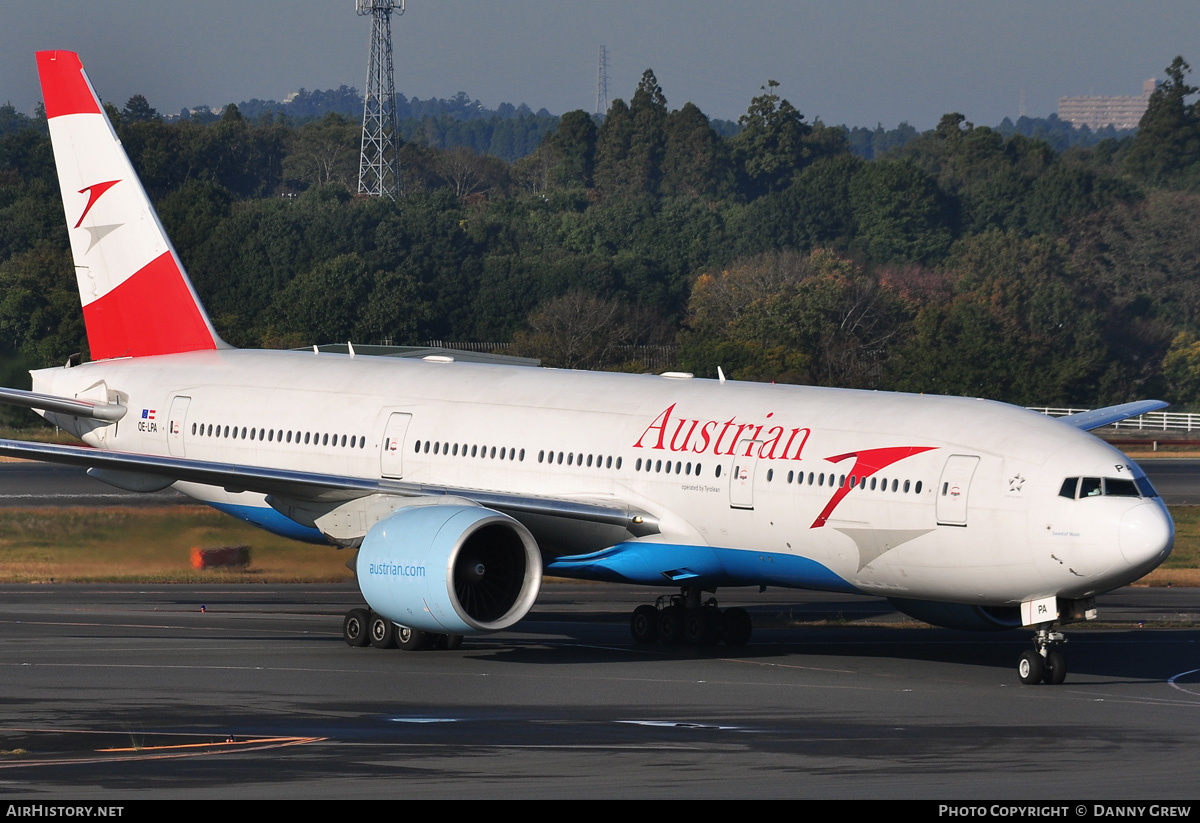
[0,583,1197,799]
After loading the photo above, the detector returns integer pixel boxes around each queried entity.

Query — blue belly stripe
[206,501,327,544]
[547,542,856,593]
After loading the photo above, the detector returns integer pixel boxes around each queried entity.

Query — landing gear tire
[369,614,397,649]
[396,625,429,651]
[442,634,463,651]
[1042,649,1067,685]
[1020,624,1068,685]
[343,608,370,647]
[1018,650,1044,685]
[658,605,685,644]
[627,588,754,649]
[684,608,718,646]
[631,605,658,644]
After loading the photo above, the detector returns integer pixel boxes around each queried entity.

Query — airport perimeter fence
[1030,407,1200,433]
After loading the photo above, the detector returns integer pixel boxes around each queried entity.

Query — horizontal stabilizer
[1058,400,1168,431]
[0,386,126,421]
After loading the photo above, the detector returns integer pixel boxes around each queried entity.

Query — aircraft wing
[0,438,658,536]
[1057,400,1168,431]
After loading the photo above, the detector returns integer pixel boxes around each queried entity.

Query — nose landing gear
[1018,625,1067,685]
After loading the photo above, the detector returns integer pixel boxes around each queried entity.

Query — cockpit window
[1135,476,1159,498]
[1058,476,1151,500]
[1058,478,1078,499]
[1104,478,1140,497]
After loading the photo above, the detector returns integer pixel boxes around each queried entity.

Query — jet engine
[888,597,1022,631]
[356,504,542,635]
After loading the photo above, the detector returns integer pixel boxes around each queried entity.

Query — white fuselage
[32,348,1173,607]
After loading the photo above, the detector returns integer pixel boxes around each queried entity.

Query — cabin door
[167,396,191,457]
[379,412,413,478]
[936,454,980,526]
[728,438,762,510]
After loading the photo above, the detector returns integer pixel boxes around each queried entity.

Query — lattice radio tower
[595,45,609,116]
[357,0,402,198]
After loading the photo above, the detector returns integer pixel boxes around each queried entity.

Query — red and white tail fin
[36,51,223,360]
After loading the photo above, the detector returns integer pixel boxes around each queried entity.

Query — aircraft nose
[1119,501,1174,568]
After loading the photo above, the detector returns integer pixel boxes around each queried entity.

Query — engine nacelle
[888,597,1022,632]
[356,504,542,635]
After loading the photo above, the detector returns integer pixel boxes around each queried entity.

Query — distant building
[1058,79,1157,130]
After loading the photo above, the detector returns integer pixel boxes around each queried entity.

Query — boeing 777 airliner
[0,52,1175,684]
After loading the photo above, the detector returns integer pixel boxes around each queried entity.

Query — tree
[1163,332,1200,405]
[732,80,813,198]
[510,141,557,193]
[282,112,359,191]
[155,179,233,264]
[661,102,734,199]
[593,69,669,199]
[545,109,596,189]
[1125,56,1200,186]
[511,290,632,369]
[1024,161,1135,236]
[117,119,182,198]
[122,94,159,123]
[626,69,668,195]
[593,99,634,197]
[679,249,906,387]
[435,146,508,198]
[0,242,86,364]
[357,268,427,345]
[848,160,953,263]
[0,103,36,138]
[270,253,373,344]
[737,154,863,254]
[894,231,1113,404]
[177,104,287,198]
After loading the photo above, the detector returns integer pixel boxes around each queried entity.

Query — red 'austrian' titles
[633,403,811,460]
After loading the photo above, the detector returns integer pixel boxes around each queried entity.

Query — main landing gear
[1018,624,1067,685]
[342,607,463,652]
[629,586,752,648]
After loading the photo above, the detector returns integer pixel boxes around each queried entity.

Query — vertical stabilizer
[36,51,222,360]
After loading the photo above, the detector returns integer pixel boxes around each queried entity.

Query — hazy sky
[3,1,1197,130]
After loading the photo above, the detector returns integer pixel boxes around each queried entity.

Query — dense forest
[3,58,1200,419]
